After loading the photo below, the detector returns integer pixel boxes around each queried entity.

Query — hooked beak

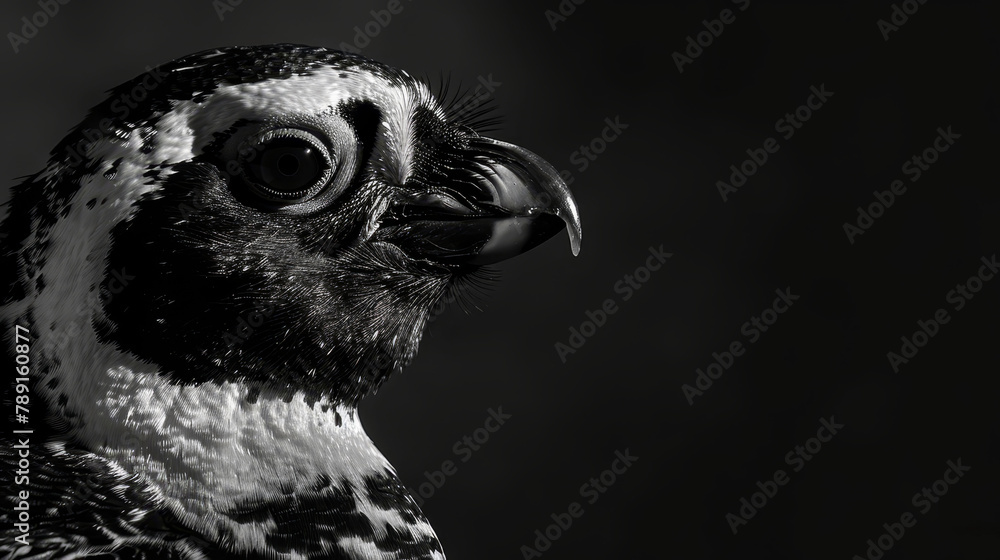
[374,137,582,266]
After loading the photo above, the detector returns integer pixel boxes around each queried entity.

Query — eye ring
[238,128,335,204]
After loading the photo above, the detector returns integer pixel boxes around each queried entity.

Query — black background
[2,1,998,559]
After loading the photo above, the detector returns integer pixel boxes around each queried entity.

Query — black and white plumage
[0,45,580,559]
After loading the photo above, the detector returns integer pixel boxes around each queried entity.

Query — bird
[0,44,581,559]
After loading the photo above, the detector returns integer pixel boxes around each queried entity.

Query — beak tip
[568,224,582,256]
[470,136,584,259]
[563,201,582,257]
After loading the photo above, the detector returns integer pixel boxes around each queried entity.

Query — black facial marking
[337,99,381,168]
[96,161,450,404]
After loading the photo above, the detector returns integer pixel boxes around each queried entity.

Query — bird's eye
[239,128,335,204]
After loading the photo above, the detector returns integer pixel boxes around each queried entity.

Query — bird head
[1,44,582,558]
[2,44,581,407]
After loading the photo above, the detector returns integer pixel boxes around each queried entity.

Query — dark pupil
[277,153,300,176]
[248,137,325,197]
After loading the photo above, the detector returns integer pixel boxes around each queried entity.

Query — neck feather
[29,334,443,557]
